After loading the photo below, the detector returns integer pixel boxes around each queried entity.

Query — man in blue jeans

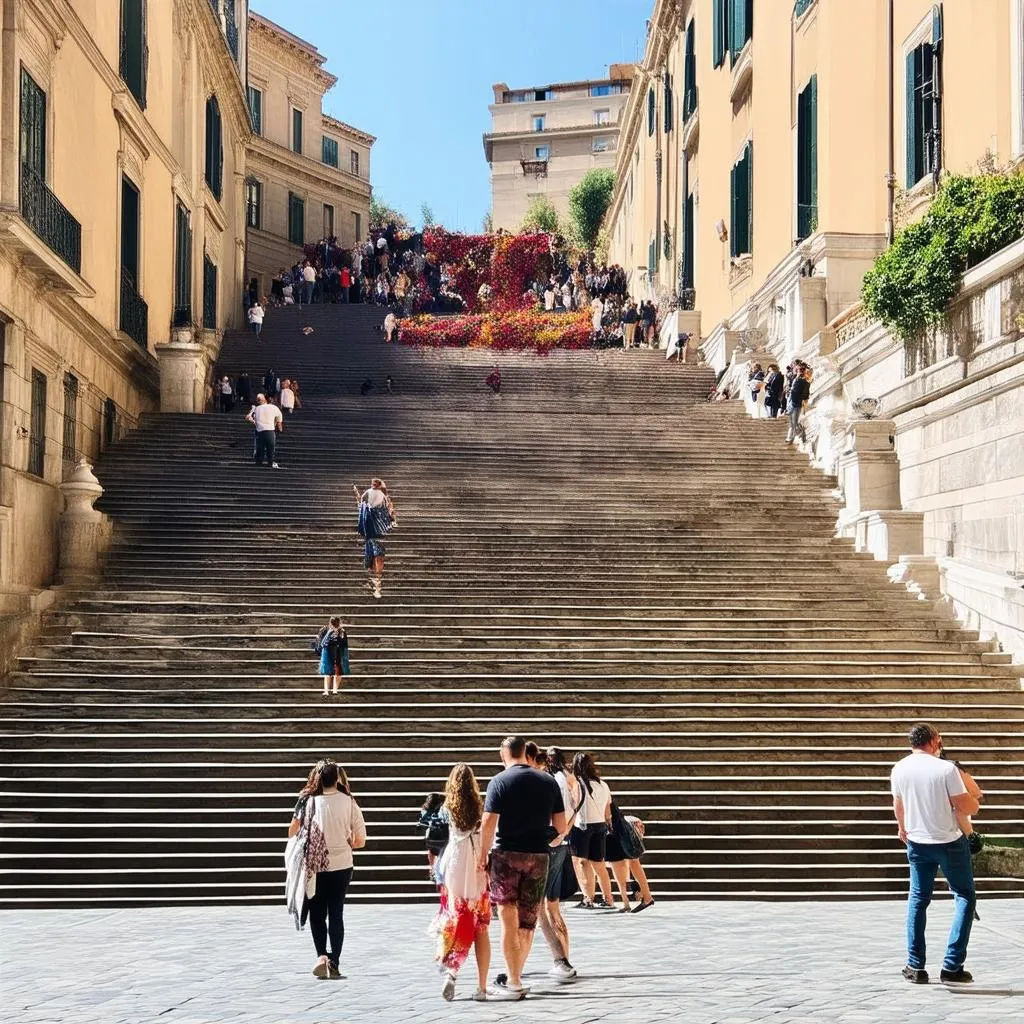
[891,722,980,985]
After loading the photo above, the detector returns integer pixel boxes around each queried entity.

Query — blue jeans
[301,281,314,305]
[906,836,976,971]
[786,404,805,442]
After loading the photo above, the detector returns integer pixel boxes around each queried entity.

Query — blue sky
[250,0,652,232]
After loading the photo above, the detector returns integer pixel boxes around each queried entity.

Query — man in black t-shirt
[478,735,566,999]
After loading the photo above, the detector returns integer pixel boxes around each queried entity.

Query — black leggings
[308,868,353,965]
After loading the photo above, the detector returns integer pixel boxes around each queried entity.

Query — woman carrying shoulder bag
[316,617,350,697]
[287,759,366,979]
[570,752,615,910]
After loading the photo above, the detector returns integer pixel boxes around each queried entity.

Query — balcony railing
[20,164,81,274]
[120,270,148,348]
[521,159,548,178]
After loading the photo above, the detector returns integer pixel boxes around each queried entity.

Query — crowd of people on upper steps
[709,357,814,446]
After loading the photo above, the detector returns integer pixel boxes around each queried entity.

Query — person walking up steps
[478,735,567,1000]
[315,617,350,696]
[891,723,980,985]
[431,763,492,1003]
[354,478,396,599]
[246,393,282,469]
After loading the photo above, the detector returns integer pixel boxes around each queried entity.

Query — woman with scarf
[353,478,396,599]
[430,763,491,1002]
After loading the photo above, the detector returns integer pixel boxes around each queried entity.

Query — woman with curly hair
[431,762,491,1002]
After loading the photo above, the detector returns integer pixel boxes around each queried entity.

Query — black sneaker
[939,967,973,984]
[902,966,929,984]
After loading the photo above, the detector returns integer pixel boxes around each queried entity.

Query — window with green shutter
[682,191,695,291]
[663,72,673,133]
[288,192,305,246]
[322,136,339,167]
[906,12,942,187]
[28,368,46,478]
[292,108,303,154]
[648,238,656,273]
[730,142,753,257]
[120,0,147,109]
[683,21,698,120]
[246,179,261,229]
[647,88,656,136]
[204,95,223,200]
[173,201,192,325]
[202,255,218,330]
[796,75,818,240]
[19,67,46,180]
[729,0,753,64]
[713,0,727,68]
[247,86,262,135]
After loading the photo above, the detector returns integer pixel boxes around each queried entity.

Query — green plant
[420,203,436,229]
[520,195,560,234]
[568,168,615,249]
[369,196,410,231]
[862,172,1024,342]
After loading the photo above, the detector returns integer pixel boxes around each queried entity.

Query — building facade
[0,0,249,639]
[244,14,374,295]
[485,67,633,232]
[608,0,1024,661]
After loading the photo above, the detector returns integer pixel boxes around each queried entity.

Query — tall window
[590,84,612,97]
[202,255,217,329]
[533,115,546,132]
[247,85,262,135]
[292,108,303,154]
[323,203,334,237]
[20,67,46,181]
[534,145,550,161]
[594,109,610,125]
[683,190,695,291]
[350,150,360,176]
[245,179,261,229]
[119,0,148,109]
[62,372,78,464]
[322,136,339,167]
[663,71,674,133]
[906,13,942,187]
[121,176,140,287]
[593,137,610,153]
[683,21,698,120]
[730,141,753,257]
[712,0,728,68]
[173,201,192,324]
[730,0,753,62]
[647,88,656,135]
[103,398,118,450]
[29,369,46,478]
[353,211,362,241]
[796,75,818,239]
[288,192,305,245]
[204,95,223,200]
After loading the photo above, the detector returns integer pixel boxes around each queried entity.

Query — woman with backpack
[316,617,350,697]
[430,763,491,1002]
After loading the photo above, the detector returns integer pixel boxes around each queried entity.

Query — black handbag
[611,803,645,859]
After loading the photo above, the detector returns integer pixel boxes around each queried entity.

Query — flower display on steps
[399,309,594,353]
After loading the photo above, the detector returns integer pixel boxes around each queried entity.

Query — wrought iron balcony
[520,159,548,178]
[120,270,148,348]
[19,164,81,274]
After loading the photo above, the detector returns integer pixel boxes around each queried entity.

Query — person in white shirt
[891,723,981,985]
[279,380,296,415]
[570,752,614,909]
[247,301,264,338]
[543,285,555,311]
[217,376,233,414]
[287,760,366,979]
[590,296,604,333]
[246,393,282,468]
[300,262,316,306]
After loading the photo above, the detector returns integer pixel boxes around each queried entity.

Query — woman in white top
[248,301,264,338]
[570,752,615,909]
[431,763,491,1002]
[288,760,366,979]
[279,379,296,414]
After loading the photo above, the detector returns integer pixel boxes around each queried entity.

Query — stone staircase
[1,302,1022,907]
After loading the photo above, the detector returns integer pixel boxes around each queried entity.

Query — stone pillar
[157,325,208,413]
[58,460,111,584]
[798,276,828,343]
[677,310,701,361]
[836,418,923,561]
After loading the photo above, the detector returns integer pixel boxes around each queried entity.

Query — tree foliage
[862,172,1024,341]
[520,195,560,235]
[420,203,436,229]
[369,196,410,232]
[568,169,616,250]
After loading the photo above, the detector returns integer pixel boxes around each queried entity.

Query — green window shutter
[797,76,818,239]
[730,0,747,62]
[713,0,725,68]
[293,109,303,154]
[684,23,697,118]
[647,88,655,135]
[663,72,673,133]
[808,77,817,233]
[205,96,223,200]
[19,67,46,179]
[905,49,918,186]
[683,191,695,290]
[648,238,656,272]
[120,175,140,284]
[289,193,305,246]
[730,163,738,257]
[173,202,192,323]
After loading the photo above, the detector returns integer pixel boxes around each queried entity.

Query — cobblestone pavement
[2,900,1022,1024]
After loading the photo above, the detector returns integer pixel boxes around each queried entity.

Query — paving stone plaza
[2,900,1022,1023]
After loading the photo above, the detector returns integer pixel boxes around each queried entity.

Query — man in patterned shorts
[478,736,566,1000]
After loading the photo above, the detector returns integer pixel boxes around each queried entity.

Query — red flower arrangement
[399,310,592,353]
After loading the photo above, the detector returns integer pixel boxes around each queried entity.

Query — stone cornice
[486,123,621,145]
[247,138,371,203]
[249,12,337,92]
[322,115,376,146]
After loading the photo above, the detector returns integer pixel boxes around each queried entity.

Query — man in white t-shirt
[300,262,316,306]
[279,379,295,415]
[890,722,980,985]
[246,393,282,468]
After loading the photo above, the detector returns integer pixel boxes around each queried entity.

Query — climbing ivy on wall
[862,172,1024,342]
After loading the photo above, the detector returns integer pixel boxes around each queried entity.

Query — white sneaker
[548,960,577,982]
[471,988,487,1002]
[271,462,280,469]
[441,971,456,1002]
[486,983,525,1001]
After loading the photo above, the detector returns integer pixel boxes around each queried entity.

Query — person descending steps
[354,478,396,599]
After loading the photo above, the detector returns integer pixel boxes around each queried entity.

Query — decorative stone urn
[58,459,111,584]
[852,396,883,420]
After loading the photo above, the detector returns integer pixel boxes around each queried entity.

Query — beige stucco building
[0,0,250,657]
[608,0,1024,662]
[485,68,633,232]
[244,14,373,295]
